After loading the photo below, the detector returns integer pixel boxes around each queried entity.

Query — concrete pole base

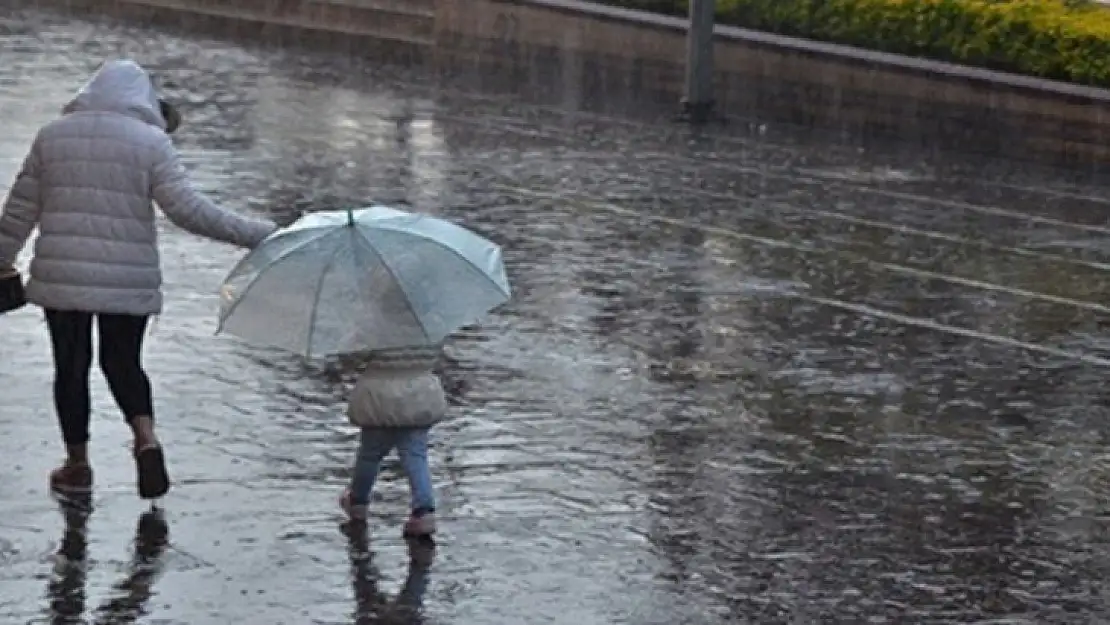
[676,98,725,125]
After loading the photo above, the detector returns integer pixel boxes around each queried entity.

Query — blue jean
[350,427,435,513]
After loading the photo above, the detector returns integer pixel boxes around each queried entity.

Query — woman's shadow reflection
[46,502,170,625]
[344,522,434,624]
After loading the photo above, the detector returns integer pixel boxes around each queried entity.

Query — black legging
[45,309,154,446]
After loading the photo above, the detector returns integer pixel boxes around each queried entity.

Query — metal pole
[682,0,716,123]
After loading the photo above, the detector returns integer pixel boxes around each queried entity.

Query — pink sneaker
[403,512,436,538]
[339,489,368,522]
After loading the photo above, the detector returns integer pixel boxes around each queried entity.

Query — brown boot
[49,462,93,495]
[402,512,436,538]
[134,445,170,500]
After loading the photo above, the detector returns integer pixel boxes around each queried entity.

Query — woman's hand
[273,209,304,229]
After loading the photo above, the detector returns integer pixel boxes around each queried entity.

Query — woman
[0,59,277,500]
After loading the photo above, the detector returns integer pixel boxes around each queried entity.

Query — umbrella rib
[304,241,347,359]
[351,231,433,344]
[218,228,346,334]
[367,222,511,298]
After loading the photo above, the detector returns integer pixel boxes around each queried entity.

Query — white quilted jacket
[0,59,276,315]
[347,346,449,429]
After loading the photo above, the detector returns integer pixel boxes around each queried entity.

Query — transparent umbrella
[217,205,511,358]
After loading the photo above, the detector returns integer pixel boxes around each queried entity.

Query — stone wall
[65,0,436,45]
[436,0,1110,165]
[29,0,1110,166]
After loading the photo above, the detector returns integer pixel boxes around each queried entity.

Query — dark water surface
[5,7,1110,624]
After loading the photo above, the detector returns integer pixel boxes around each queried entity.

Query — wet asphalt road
[6,6,1110,625]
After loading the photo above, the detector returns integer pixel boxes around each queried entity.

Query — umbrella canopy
[217,205,511,358]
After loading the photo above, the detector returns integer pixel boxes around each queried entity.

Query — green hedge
[606,0,1110,87]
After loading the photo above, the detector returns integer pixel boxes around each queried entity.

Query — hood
[62,59,166,129]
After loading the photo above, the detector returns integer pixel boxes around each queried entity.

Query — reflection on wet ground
[5,6,1110,624]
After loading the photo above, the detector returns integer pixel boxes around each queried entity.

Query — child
[340,345,448,537]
